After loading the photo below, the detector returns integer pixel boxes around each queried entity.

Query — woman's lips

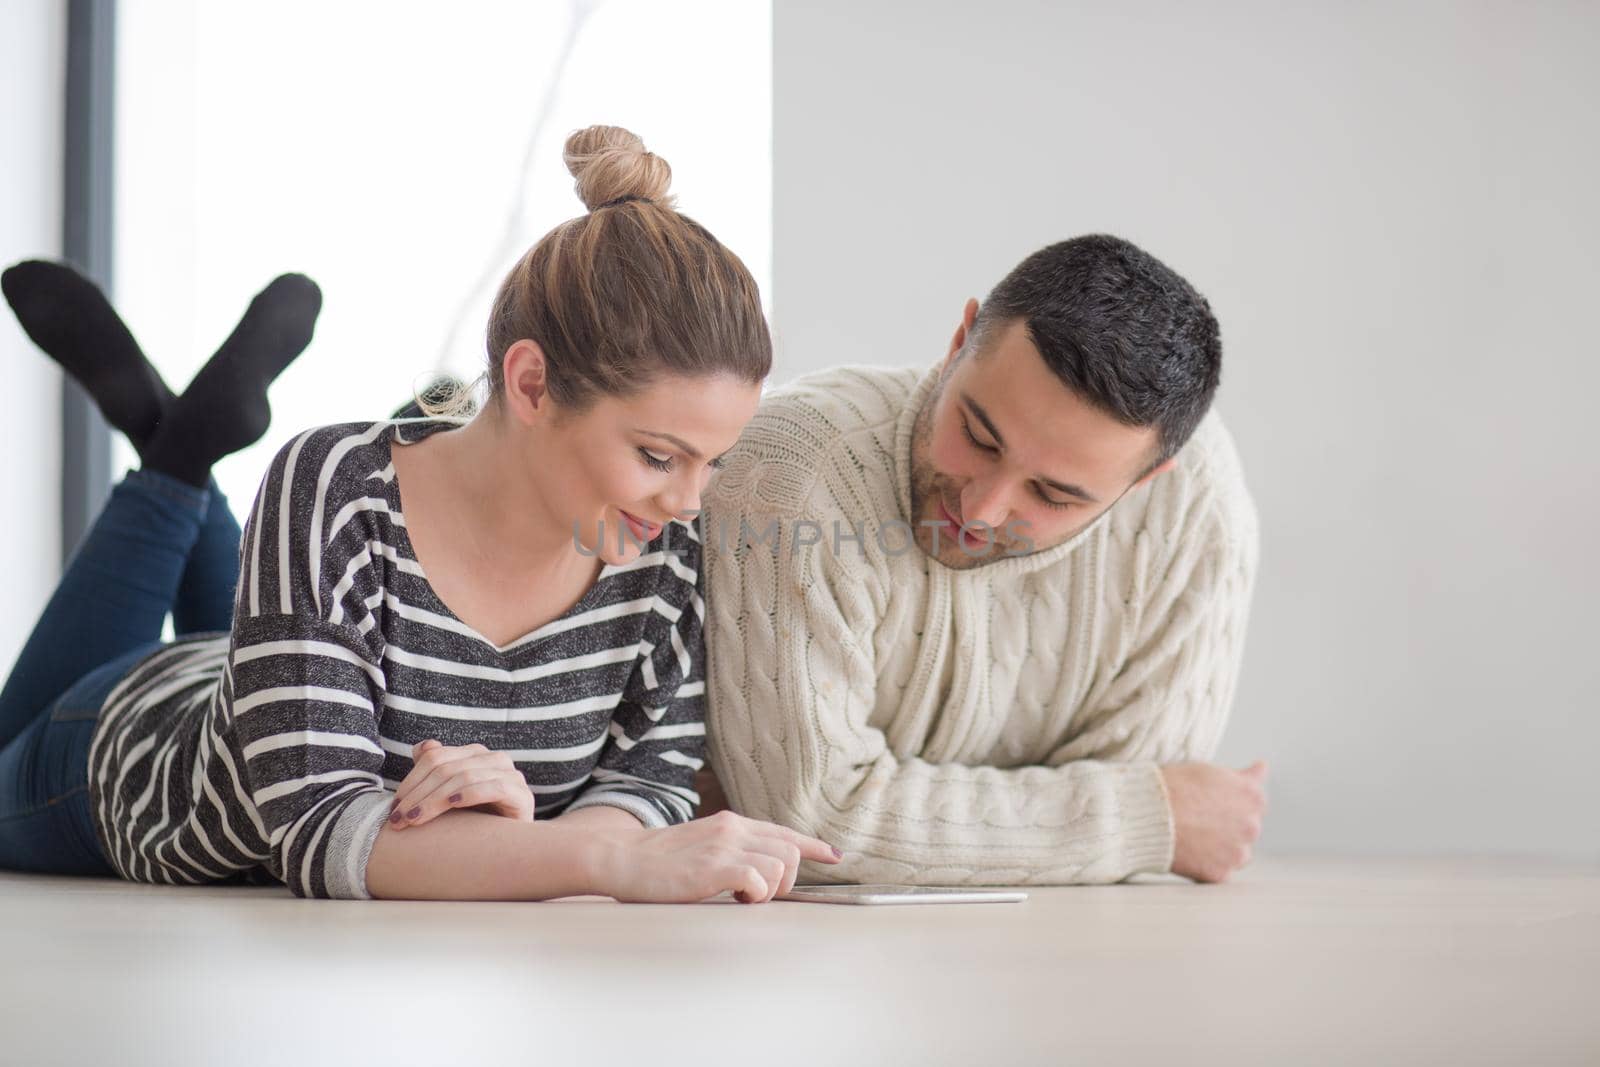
[619,510,662,543]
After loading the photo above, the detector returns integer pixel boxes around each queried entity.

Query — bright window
[114,0,771,513]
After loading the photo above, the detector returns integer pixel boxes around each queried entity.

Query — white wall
[773,1,1600,859]
[0,1,64,672]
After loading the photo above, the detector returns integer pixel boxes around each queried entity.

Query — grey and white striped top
[88,419,706,898]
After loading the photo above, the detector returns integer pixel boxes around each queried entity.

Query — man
[696,234,1264,885]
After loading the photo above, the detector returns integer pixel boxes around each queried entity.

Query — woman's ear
[501,339,550,426]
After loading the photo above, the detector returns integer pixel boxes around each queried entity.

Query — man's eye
[1034,486,1073,511]
[639,448,674,472]
[960,418,998,453]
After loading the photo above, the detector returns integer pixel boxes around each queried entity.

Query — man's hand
[1160,760,1267,883]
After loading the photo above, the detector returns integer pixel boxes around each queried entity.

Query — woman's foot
[1,259,174,452]
[143,273,322,487]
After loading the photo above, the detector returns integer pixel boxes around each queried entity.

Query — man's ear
[1133,457,1178,489]
[943,297,982,371]
[501,339,550,426]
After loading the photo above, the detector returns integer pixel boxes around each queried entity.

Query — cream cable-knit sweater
[701,365,1259,885]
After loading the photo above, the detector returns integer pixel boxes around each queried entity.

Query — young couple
[0,125,1263,902]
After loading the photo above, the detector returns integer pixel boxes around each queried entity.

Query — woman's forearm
[554,805,649,831]
[364,802,841,903]
[364,808,618,900]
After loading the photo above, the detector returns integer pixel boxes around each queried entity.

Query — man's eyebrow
[636,429,703,461]
[1037,477,1100,504]
[961,394,1007,448]
[961,393,1100,504]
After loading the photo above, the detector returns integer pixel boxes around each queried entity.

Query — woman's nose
[659,472,703,521]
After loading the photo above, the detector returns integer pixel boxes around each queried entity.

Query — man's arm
[704,505,1259,886]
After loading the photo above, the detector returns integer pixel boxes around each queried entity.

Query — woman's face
[526,370,763,566]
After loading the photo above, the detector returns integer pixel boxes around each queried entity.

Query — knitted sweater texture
[701,365,1258,885]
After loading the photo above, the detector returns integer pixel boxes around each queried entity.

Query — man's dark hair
[971,234,1221,463]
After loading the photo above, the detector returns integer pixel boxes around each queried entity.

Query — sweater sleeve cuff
[1114,763,1176,878]
[565,790,669,829]
[320,789,393,899]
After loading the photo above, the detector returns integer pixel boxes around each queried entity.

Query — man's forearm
[365,809,616,900]
[732,754,1175,886]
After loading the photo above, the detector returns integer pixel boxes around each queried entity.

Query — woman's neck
[417,409,582,574]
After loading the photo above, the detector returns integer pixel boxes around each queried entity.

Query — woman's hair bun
[563,125,676,212]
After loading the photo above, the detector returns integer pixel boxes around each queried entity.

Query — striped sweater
[88,419,706,898]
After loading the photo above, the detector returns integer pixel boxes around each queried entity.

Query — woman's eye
[638,448,674,473]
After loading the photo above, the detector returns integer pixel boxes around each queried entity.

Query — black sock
[142,273,322,487]
[1,259,174,453]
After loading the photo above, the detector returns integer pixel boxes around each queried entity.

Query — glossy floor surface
[1,855,1595,1065]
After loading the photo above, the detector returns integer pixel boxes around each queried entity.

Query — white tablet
[779,884,1027,905]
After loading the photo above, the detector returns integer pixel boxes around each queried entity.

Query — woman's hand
[388,739,536,829]
[592,809,843,904]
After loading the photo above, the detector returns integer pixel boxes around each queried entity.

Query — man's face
[908,311,1170,569]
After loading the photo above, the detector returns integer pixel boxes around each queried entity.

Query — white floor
[1,854,1595,1066]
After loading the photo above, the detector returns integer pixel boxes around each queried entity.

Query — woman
[0,125,838,901]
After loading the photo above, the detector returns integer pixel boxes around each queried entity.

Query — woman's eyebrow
[636,429,703,460]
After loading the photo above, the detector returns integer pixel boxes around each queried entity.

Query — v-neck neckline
[382,418,616,657]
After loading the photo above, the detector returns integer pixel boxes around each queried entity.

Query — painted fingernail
[388,808,403,824]
[406,806,421,820]
[831,846,843,859]
[448,793,462,804]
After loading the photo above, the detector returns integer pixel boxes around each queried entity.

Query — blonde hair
[422,125,770,418]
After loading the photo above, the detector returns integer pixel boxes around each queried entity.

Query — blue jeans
[0,469,240,875]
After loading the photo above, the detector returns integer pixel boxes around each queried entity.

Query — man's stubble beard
[907,380,1025,571]
[907,377,1116,570]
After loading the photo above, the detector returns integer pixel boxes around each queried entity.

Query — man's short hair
[971,234,1222,463]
